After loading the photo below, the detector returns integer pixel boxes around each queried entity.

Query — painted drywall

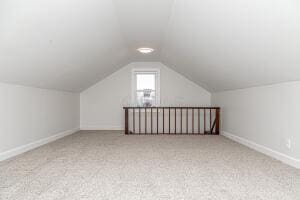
[113,0,174,61]
[2,0,300,92]
[162,0,300,91]
[0,0,130,92]
[0,82,80,158]
[212,82,300,162]
[80,62,211,130]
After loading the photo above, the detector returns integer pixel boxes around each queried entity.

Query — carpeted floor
[0,131,299,200]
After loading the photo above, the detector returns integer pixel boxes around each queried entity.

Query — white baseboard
[0,127,80,162]
[80,125,124,131]
[221,131,300,169]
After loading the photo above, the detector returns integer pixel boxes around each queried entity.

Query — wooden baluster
[125,108,129,134]
[210,109,212,134]
[133,108,135,134]
[139,108,141,134]
[163,108,165,134]
[186,108,188,134]
[198,108,200,134]
[151,108,153,134]
[145,108,147,134]
[169,107,171,134]
[192,108,194,134]
[180,108,183,134]
[175,108,177,134]
[157,107,159,134]
[204,109,206,134]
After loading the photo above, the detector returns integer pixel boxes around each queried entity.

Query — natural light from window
[132,70,160,107]
[136,74,155,90]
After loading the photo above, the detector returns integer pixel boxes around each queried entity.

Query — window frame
[131,68,160,107]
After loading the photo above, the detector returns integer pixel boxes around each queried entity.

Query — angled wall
[80,62,211,130]
[212,82,300,168]
[0,82,80,161]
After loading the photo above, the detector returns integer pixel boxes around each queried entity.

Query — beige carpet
[0,131,299,200]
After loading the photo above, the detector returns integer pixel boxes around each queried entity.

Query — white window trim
[131,68,160,107]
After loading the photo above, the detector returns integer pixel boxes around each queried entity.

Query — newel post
[124,108,129,134]
[216,108,220,135]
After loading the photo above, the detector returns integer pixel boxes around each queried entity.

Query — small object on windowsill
[143,102,152,107]
[142,89,153,107]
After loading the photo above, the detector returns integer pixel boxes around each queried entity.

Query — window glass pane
[136,91,156,107]
[136,74,155,90]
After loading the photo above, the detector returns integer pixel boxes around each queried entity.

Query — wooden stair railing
[123,107,220,135]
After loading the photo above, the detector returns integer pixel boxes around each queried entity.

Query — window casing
[132,69,160,107]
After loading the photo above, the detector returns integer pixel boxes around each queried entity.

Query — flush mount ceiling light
[137,47,154,54]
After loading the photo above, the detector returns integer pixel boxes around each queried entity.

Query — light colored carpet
[0,131,299,200]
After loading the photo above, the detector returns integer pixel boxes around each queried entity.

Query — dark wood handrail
[123,106,220,135]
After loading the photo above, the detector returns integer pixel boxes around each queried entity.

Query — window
[132,69,160,107]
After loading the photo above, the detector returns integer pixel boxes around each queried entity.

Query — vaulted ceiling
[1,0,300,92]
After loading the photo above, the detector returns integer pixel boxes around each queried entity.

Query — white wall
[80,62,211,130]
[0,82,80,160]
[212,82,300,167]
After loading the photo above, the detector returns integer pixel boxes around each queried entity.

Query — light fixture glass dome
[137,47,154,54]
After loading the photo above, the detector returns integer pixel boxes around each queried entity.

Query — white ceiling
[161,0,300,91]
[1,0,300,92]
[113,0,174,61]
[0,0,130,92]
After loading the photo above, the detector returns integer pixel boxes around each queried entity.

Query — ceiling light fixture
[137,47,154,54]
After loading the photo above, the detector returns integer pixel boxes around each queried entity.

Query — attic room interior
[0,0,300,199]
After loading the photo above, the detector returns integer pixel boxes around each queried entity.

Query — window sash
[131,69,160,106]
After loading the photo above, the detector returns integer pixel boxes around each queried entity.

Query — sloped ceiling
[0,0,130,92]
[161,0,300,91]
[1,0,300,92]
